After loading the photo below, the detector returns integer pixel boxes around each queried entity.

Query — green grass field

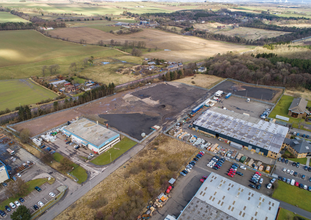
[278,208,307,220]
[70,166,88,184]
[0,30,123,79]
[0,79,58,111]
[0,11,29,23]
[273,181,311,212]
[91,137,137,165]
[0,178,48,210]
[289,157,308,164]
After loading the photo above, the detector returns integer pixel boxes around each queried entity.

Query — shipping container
[240,156,247,163]
[230,142,243,150]
[225,93,232,99]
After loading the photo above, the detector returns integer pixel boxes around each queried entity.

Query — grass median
[278,208,307,220]
[91,137,137,165]
[272,181,311,212]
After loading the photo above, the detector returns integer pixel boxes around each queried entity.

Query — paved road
[278,200,311,219]
[39,131,159,220]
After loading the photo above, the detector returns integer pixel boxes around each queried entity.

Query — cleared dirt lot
[13,82,207,139]
[49,28,250,62]
[173,74,223,89]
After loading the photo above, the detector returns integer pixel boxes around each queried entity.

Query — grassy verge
[53,152,87,184]
[90,137,137,165]
[70,166,88,184]
[289,157,308,165]
[273,181,311,212]
[0,178,48,210]
[278,208,307,220]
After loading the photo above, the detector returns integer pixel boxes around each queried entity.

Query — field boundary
[28,77,60,96]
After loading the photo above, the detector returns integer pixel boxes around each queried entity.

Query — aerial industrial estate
[2,1,311,220]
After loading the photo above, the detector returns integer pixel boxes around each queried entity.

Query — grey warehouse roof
[284,138,311,154]
[178,173,280,220]
[193,107,289,153]
[63,118,119,147]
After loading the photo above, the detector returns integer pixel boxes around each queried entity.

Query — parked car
[299,183,304,189]
[290,170,294,175]
[180,172,186,176]
[16,173,21,178]
[292,162,297,166]
[295,182,299,187]
[240,165,246,170]
[9,202,16,209]
[38,201,44,207]
[249,184,256,189]
[308,167,311,172]
[271,178,276,184]
[282,177,286,182]
[259,178,263,184]
[33,205,39,210]
[296,162,300,168]
[193,157,198,161]
[256,184,261,190]
[267,183,272,189]
[236,171,243,176]
[166,186,173,194]
[19,197,25,203]
[14,201,21,207]
[35,186,41,192]
[5,206,11,212]
[182,170,188,174]
[66,141,71,144]
[278,176,283,181]
[2,182,7,187]
[287,178,291,184]
[0,211,6,218]
[285,159,289,164]
[277,157,282,162]
[304,185,308,190]
[302,175,306,179]
[304,166,308,171]
[294,172,298,177]
[282,168,286,172]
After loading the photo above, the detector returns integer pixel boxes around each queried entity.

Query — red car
[295,182,299,187]
[166,186,173,194]
[202,176,208,179]
[199,151,205,155]
[200,178,205,183]
[228,173,234,177]
[255,172,261,176]
[229,169,236,173]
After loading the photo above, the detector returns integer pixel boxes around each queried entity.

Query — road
[278,200,311,219]
[39,131,158,220]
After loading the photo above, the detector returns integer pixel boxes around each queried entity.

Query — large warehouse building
[0,161,9,183]
[62,118,120,154]
[178,173,280,220]
[193,107,289,158]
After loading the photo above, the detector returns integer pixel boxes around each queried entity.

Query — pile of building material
[32,138,42,147]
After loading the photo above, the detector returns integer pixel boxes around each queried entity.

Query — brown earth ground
[174,74,224,89]
[49,28,250,62]
[285,88,311,100]
[13,82,206,137]
[56,134,197,220]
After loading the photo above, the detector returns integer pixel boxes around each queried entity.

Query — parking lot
[154,151,275,219]
[274,159,311,187]
[215,96,273,118]
[44,134,92,159]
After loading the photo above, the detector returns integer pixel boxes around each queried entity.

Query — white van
[246,98,250,102]
[291,179,295,186]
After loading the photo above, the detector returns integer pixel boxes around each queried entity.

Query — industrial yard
[13,82,207,140]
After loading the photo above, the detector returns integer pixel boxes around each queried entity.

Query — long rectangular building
[62,118,120,154]
[178,173,280,220]
[193,107,288,157]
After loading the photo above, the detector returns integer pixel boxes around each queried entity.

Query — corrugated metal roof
[193,107,288,153]
[178,173,280,220]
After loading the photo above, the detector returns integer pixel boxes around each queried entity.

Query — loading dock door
[248,145,252,150]
[256,148,260,153]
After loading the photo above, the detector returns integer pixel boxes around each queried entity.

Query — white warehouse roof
[178,173,280,220]
[193,107,288,153]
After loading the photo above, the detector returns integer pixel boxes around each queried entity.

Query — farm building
[283,138,311,158]
[177,173,280,220]
[288,98,308,118]
[49,80,69,87]
[0,161,9,183]
[193,107,288,158]
[62,118,120,154]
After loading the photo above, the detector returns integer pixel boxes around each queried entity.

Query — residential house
[288,98,308,118]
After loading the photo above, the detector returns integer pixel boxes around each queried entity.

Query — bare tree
[42,65,47,77]
[49,64,60,75]
[80,39,86,44]
[69,62,77,73]
[98,40,104,46]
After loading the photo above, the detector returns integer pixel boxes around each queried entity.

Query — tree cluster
[5,178,28,198]
[205,52,311,90]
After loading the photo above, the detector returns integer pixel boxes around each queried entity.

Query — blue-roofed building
[62,118,120,154]
[0,161,9,183]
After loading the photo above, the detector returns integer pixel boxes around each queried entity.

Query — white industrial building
[178,173,280,220]
[61,118,120,154]
[0,161,9,183]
